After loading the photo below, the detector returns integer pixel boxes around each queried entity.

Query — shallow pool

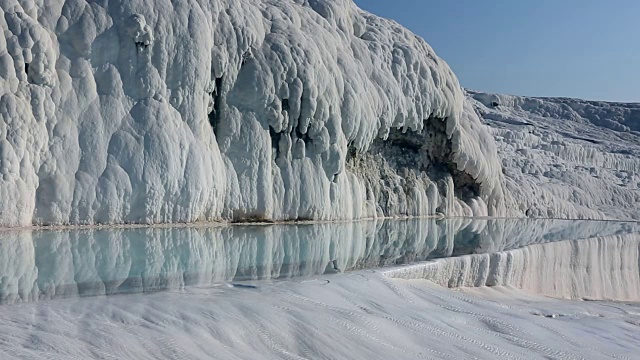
[0,218,638,304]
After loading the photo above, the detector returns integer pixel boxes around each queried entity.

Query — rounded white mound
[0,0,506,227]
[386,234,640,301]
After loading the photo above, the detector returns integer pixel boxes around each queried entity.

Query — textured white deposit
[0,232,639,359]
[386,233,640,301]
[2,1,640,358]
[0,0,507,227]
[470,91,640,220]
[1,0,638,227]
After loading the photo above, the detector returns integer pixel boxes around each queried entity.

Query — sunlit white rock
[0,0,507,227]
[1,0,638,227]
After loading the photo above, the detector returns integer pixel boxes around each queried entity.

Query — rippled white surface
[1,219,640,359]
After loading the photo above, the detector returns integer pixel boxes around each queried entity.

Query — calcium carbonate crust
[470,90,640,220]
[386,233,640,301]
[0,0,511,227]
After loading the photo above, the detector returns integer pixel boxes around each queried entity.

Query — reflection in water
[0,218,638,304]
[385,231,640,301]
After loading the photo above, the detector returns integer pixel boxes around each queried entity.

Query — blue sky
[354,0,640,102]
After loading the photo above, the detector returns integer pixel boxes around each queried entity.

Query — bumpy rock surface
[5,1,639,227]
[0,0,508,226]
[471,91,640,220]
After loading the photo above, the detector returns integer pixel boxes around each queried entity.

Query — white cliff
[1,0,638,227]
[0,0,507,227]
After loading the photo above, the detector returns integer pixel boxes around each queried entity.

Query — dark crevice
[208,76,224,137]
[135,42,148,50]
[386,131,422,153]
[423,117,450,164]
[423,118,481,200]
[369,115,482,203]
[423,118,481,199]
[448,166,480,199]
[269,125,282,159]
[346,141,358,163]
[341,114,486,217]
[294,124,311,148]
[267,97,309,160]
[295,87,306,141]
[24,62,34,84]
[241,50,251,66]
[231,217,275,224]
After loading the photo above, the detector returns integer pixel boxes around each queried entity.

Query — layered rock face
[0,0,509,227]
[471,91,640,220]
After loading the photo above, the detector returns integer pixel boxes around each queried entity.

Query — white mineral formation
[386,233,640,301]
[0,0,638,226]
[0,0,509,227]
[470,91,640,220]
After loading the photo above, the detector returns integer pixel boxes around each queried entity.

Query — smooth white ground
[0,223,639,359]
[0,258,639,360]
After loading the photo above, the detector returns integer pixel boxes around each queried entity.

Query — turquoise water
[0,218,638,304]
